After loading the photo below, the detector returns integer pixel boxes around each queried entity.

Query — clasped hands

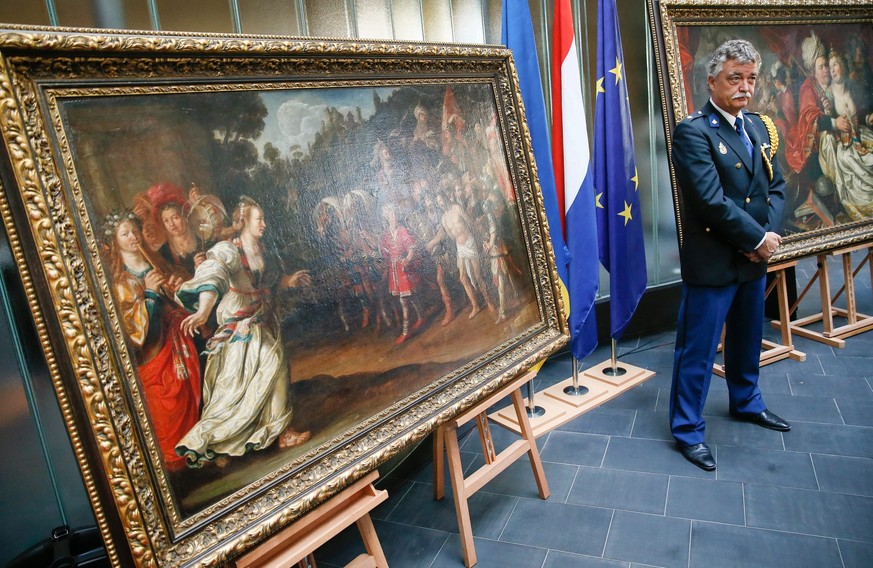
[745,231,782,263]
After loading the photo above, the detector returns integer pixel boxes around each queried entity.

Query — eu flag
[594,0,647,340]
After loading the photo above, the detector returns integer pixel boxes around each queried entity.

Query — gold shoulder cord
[759,114,779,182]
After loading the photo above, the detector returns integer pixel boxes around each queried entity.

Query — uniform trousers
[670,276,767,446]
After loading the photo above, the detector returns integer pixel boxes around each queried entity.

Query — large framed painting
[0,26,568,567]
[649,0,873,260]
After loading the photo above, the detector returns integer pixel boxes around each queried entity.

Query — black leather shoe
[731,409,791,432]
[679,443,716,471]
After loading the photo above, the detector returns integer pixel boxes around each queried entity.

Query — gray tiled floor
[315,256,873,567]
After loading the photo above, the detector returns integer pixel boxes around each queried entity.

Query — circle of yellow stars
[594,56,639,227]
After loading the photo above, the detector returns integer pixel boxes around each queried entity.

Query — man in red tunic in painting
[380,205,423,344]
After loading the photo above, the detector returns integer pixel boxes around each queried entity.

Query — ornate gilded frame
[0,26,567,567]
[648,0,873,260]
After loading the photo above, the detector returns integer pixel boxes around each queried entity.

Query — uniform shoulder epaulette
[685,110,704,121]
[754,113,779,182]
[757,114,779,154]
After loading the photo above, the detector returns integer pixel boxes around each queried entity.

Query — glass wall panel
[0,1,50,25]
[622,0,658,286]
[54,0,97,27]
[357,0,394,39]
[121,0,154,30]
[451,0,484,44]
[0,258,93,566]
[484,0,501,45]
[422,0,453,43]
[391,0,423,41]
[0,297,60,565]
[238,0,301,36]
[155,0,234,33]
[305,0,351,38]
[653,101,681,283]
[530,0,550,109]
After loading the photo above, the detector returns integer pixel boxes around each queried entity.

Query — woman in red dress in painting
[104,211,201,471]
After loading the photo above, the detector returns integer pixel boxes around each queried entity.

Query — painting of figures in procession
[59,81,542,516]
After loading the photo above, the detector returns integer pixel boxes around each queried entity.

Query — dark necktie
[735,115,753,158]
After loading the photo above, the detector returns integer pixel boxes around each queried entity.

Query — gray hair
[706,39,761,80]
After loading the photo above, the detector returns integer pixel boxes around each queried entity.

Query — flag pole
[563,357,589,396]
[603,338,627,377]
[525,378,545,417]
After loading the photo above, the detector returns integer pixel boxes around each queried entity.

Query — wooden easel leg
[433,427,445,501]
[476,412,496,464]
[819,254,834,336]
[234,472,387,568]
[356,514,388,568]
[776,270,792,346]
[868,249,873,293]
[443,424,477,568]
[842,252,858,325]
[511,389,549,500]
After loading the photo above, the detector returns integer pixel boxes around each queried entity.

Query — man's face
[709,58,758,115]
[814,56,830,88]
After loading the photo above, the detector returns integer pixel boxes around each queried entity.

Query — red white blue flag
[551,0,599,359]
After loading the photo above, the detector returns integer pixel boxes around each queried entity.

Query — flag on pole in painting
[551,0,599,359]
[594,0,647,340]
[501,0,569,286]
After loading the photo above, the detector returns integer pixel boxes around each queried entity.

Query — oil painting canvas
[650,0,873,259]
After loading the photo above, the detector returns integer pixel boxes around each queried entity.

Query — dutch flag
[551,0,600,359]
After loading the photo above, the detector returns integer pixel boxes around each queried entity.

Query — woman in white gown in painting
[818,51,873,221]
[175,196,311,467]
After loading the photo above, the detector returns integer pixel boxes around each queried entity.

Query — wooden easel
[778,243,873,348]
[433,370,549,568]
[714,259,806,376]
[234,470,388,568]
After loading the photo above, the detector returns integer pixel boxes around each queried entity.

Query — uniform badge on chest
[718,141,728,155]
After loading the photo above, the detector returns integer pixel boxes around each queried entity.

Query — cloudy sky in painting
[258,86,397,159]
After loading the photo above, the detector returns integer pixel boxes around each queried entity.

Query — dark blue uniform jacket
[671,101,786,287]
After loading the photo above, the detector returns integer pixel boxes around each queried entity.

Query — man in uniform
[670,39,790,471]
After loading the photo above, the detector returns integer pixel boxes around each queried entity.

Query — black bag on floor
[5,525,108,568]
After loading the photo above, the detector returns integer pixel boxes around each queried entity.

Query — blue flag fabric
[502,0,569,286]
[594,0,647,340]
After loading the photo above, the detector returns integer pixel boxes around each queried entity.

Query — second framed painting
[650,0,873,260]
[0,27,568,566]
